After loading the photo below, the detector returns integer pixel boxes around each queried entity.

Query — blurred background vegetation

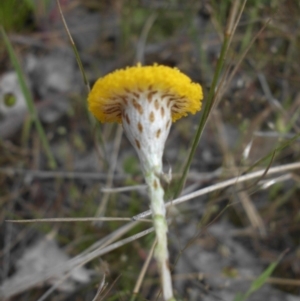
[0,0,300,300]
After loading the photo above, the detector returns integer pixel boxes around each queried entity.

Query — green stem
[145,171,175,301]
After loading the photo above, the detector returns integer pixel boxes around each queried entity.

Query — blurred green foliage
[0,0,53,32]
[0,0,33,31]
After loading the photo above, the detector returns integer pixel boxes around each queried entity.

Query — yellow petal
[88,64,203,123]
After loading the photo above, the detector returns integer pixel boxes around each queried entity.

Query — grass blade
[56,0,90,93]
[234,258,281,301]
[1,26,57,169]
[174,0,243,197]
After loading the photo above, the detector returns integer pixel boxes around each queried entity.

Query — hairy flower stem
[145,170,174,301]
[88,64,203,301]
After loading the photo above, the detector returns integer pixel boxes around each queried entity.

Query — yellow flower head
[88,64,203,123]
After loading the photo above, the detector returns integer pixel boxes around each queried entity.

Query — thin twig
[213,110,266,236]
[101,185,146,193]
[0,167,126,180]
[136,12,158,64]
[94,125,123,219]
[260,173,293,189]
[2,162,300,298]
[133,161,300,220]
[254,131,300,139]
[219,19,271,104]
[6,217,152,224]
[131,238,157,300]
[91,274,106,301]
[0,226,153,299]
